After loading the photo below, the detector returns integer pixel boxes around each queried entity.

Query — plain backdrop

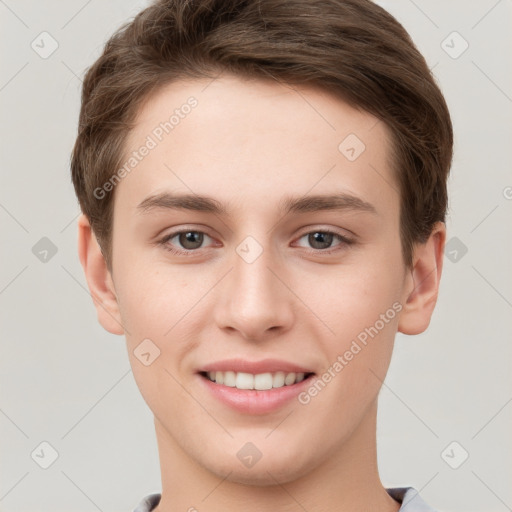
[1,1,511,511]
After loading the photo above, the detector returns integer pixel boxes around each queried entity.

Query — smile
[201,370,313,390]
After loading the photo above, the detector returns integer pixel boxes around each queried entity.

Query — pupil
[180,231,203,249]
[309,232,333,249]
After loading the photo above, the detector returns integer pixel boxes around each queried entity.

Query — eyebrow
[136,191,377,217]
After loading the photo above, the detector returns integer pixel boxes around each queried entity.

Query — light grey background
[1,1,511,511]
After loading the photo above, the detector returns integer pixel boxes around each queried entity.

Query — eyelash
[157,228,354,257]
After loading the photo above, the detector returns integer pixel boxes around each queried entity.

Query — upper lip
[199,358,315,375]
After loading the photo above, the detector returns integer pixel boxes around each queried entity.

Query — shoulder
[133,493,161,512]
[387,487,439,512]
[134,489,438,512]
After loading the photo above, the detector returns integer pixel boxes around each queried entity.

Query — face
[100,74,415,484]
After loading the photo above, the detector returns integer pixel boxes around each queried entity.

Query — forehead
[115,73,398,221]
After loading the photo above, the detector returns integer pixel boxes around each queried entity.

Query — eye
[157,227,353,257]
[294,230,353,253]
[159,229,215,254]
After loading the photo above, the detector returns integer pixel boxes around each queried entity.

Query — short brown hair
[70,0,453,272]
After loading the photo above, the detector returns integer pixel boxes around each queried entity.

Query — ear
[397,221,446,335]
[77,213,125,335]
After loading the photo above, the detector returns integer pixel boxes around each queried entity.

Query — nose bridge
[214,236,294,338]
[234,244,277,301]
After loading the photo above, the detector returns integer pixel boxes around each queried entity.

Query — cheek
[115,262,205,376]
[117,268,196,416]
[306,263,401,335]
[115,259,192,335]
[301,272,401,426]
[302,259,403,401]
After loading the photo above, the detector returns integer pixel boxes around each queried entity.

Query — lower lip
[198,373,314,415]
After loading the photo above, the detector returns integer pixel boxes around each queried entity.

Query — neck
[153,399,401,512]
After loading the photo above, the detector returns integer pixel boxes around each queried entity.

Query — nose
[213,242,295,342]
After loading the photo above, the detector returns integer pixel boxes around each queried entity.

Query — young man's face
[80,74,443,486]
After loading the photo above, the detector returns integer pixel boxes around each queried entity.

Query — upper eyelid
[295,226,353,239]
[162,226,350,239]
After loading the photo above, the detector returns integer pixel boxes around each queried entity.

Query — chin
[200,445,315,487]
[220,463,307,487]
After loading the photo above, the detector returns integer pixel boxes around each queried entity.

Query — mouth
[199,370,316,390]
[196,362,316,414]
[197,364,315,415]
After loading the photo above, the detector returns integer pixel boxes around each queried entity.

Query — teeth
[223,371,236,387]
[204,370,309,389]
[254,373,273,390]
[272,371,285,388]
[284,372,296,385]
[236,372,254,389]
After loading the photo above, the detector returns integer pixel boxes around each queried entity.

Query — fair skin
[77,74,445,512]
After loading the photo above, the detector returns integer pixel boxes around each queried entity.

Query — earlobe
[397,222,446,335]
[77,213,125,335]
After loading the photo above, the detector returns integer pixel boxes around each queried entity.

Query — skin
[77,73,445,512]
